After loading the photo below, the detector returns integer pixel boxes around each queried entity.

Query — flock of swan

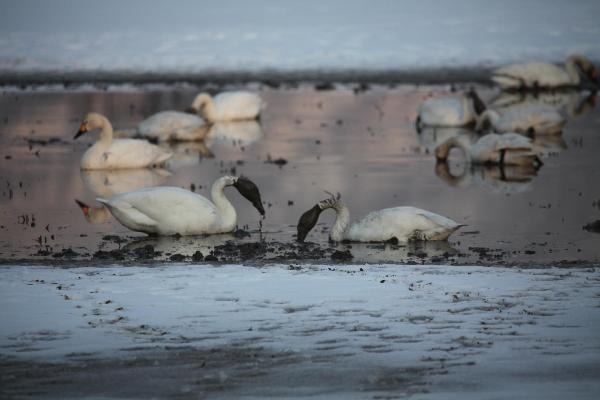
[72,55,597,246]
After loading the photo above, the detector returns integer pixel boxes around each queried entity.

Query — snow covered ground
[1,263,599,398]
[1,0,599,73]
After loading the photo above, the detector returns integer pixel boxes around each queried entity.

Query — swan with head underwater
[96,175,265,236]
[74,113,173,170]
[492,55,599,89]
[297,192,463,243]
[416,89,487,129]
[187,91,265,123]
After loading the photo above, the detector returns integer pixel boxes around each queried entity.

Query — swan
[96,175,265,236]
[296,193,463,243]
[435,133,542,167]
[136,111,209,142]
[489,91,596,119]
[416,126,478,154]
[187,91,265,123]
[492,55,598,89]
[476,105,566,135]
[416,89,486,128]
[74,113,172,170]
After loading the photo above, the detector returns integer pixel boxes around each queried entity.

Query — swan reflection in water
[489,90,596,119]
[121,233,242,259]
[204,120,264,148]
[332,240,459,264]
[435,161,538,194]
[161,141,214,170]
[76,168,171,224]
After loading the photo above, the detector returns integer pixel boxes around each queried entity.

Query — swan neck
[330,204,350,242]
[211,177,236,228]
[99,116,113,146]
[193,94,217,123]
[565,56,581,84]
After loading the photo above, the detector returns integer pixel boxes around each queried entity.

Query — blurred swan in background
[136,111,208,142]
[74,113,172,170]
[416,126,478,154]
[204,120,264,148]
[76,168,171,224]
[489,91,596,119]
[96,175,265,236]
[297,192,463,243]
[492,55,598,89]
[435,162,537,194]
[188,91,265,123]
[476,105,566,135]
[436,133,542,167]
[416,89,486,128]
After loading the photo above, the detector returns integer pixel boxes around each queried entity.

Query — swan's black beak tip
[234,176,265,216]
[296,204,322,243]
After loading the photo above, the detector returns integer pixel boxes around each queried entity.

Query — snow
[1,263,599,397]
[1,0,599,73]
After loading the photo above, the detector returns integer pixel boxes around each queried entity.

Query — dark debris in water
[583,220,600,233]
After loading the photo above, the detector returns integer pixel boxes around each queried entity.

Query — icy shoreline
[1,263,599,398]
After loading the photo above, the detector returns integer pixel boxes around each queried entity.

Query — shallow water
[0,84,599,264]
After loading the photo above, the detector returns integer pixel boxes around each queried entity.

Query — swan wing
[346,207,461,242]
[493,62,572,88]
[101,187,221,235]
[102,139,172,168]
[214,92,264,121]
[419,97,470,126]
[137,111,206,141]
[471,133,533,162]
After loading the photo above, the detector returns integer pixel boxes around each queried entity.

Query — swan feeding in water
[74,113,172,170]
[187,91,265,123]
[492,55,598,89]
[96,175,265,236]
[416,89,486,128]
[435,133,543,168]
[297,192,463,243]
[476,105,566,135]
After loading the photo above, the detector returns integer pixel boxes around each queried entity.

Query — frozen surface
[1,0,599,74]
[1,263,599,398]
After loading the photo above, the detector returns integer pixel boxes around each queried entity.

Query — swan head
[232,176,265,216]
[296,192,340,242]
[466,89,486,115]
[571,55,598,85]
[74,113,107,139]
[187,93,212,115]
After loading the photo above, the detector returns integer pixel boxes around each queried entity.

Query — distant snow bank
[1,0,599,74]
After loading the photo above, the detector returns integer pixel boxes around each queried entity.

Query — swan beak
[74,123,88,139]
[74,199,90,217]
[234,176,265,216]
[296,204,322,242]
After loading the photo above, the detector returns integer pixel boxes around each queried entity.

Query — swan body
[137,111,208,141]
[417,90,486,127]
[476,105,566,135]
[189,91,264,123]
[436,133,541,167]
[75,113,172,170]
[297,193,463,243]
[97,176,265,236]
[492,55,598,89]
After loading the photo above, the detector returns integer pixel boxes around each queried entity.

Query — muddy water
[0,85,599,265]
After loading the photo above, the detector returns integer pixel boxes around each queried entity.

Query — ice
[1,263,599,397]
[1,0,599,74]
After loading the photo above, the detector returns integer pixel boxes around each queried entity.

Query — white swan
[188,91,265,123]
[476,105,566,135]
[489,90,596,119]
[492,55,598,89]
[297,193,463,243]
[96,176,265,236]
[136,111,208,142]
[435,133,542,167]
[74,113,172,170]
[416,126,478,154]
[417,90,486,128]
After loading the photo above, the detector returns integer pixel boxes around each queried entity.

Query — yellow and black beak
[74,123,88,140]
